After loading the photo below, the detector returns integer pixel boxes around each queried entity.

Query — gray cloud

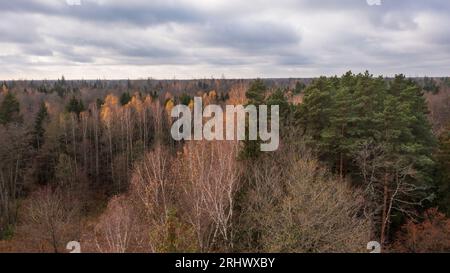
[0,0,202,26]
[198,20,300,51]
[0,0,449,79]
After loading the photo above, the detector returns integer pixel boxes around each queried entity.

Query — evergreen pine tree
[65,96,85,118]
[240,79,268,159]
[0,91,22,125]
[293,81,305,94]
[33,102,50,150]
[435,123,450,216]
[299,72,437,244]
[120,92,132,105]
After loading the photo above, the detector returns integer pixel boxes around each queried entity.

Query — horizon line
[2,74,450,82]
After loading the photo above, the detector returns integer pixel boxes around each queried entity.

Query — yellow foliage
[100,106,113,126]
[165,99,174,115]
[101,94,119,126]
[128,96,143,113]
[208,90,217,101]
[104,94,119,106]
[188,99,194,110]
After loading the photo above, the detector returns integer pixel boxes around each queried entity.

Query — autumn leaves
[170,97,280,152]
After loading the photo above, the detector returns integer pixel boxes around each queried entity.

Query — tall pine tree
[435,123,450,216]
[0,91,22,125]
[299,72,436,245]
[33,102,50,150]
[240,79,267,159]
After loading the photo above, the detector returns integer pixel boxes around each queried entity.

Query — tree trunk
[380,172,389,246]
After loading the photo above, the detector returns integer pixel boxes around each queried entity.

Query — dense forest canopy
[0,73,450,252]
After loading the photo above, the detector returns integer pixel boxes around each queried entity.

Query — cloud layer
[1,0,449,79]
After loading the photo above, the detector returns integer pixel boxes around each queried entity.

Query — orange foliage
[100,94,120,126]
[188,99,194,110]
[208,90,217,102]
[391,208,450,253]
[227,84,247,105]
[165,99,174,115]
[127,96,143,114]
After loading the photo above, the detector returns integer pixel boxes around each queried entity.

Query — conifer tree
[65,96,85,118]
[293,81,305,94]
[435,123,450,216]
[0,91,22,125]
[33,102,50,150]
[240,79,267,159]
[120,92,132,106]
[299,72,436,245]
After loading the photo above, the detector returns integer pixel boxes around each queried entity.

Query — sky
[1,0,450,80]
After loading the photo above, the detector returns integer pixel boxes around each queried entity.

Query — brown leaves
[392,208,450,253]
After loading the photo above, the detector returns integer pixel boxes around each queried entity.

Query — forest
[0,72,449,253]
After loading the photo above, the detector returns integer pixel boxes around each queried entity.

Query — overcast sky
[1,0,449,79]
